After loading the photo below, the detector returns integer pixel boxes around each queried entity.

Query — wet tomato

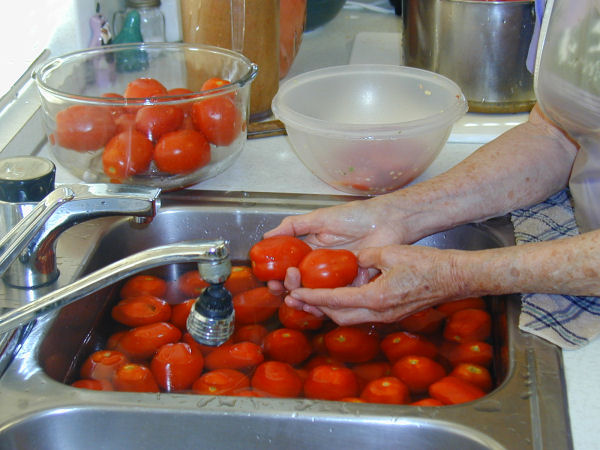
[410,397,444,407]
[251,361,303,398]
[192,96,242,146]
[102,129,154,180]
[106,331,127,350]
[55,105,116,151]
[204,341,264,371]
[391,355,446,394]
[298,249,358,289]
[169,298,194,331]
[449,363,493,392]
[352,361,392,391]
[302,355,345,371]
[116,321,182,360]
[201,77,231,92]
[111,294,171,327]
[135,104,184,142]
[231,323,269,345]
[232,287,282,325]
[397,307,445,335]
[154,129,211,175]
[71,379,113,391]
[324,326,379,363]
[278,302,324,331]
[263,328,312,365]
[428,376,486,405]
[193,369,250,395]
[443,308,492,344]
[120,274,167,299]
[177,270,209,297]
[380,331,438,362]
[303,365,359,401]
[150,342,204,392]
[436,297,486,316]
[80,349,128,381]
[249,236,312,282]
[441,341,494,368]
[224,265,263,295]
[124,77,167,99]
[360,376,410,404]
[113,363,160,392]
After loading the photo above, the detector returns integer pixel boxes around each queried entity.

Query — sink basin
[0,190,572,449]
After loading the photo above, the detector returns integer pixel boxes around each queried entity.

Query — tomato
[443,308,492,344]
[231,323,269,345]
[380,331,438,362]
[436,297,486,316]
[233,287,282,325]
[352,361,392,391]
[340,397,366,403]
[204,341,264,371]
[193,369,250,395]
[302,355,345,371]
[116,321,182,360]
[135,105,184,142]
[263,328,312,365]
[449,363,493,392]
[120,274,168,299]
[303,365,359,401]
[102,130,154,180]
[249,236,312,282]
[72,379,113,390]
[410,397,444,407]
[225,265,263,295]
[428,376,486,405]
[106,330,127,350]
[278,302,324,331]
[154,129,211,175]
[324,326,379,363]
[251,361,303,398]
[55,105,116,151]
[101,92,126,117]
[80,349,128,381]
[201,77,231,92]
[124,77,167,99]
[111,294,171,327]
[397,308,445,335]
[360,376,410,404]
[391,355,446,394]
[298,249,359,289]
[114,112,137,133]
[441,341,494,368]
[192,96,242,146]
[150,342,204,392]
[113,363,160,392]
[177,270,209,297]
[170,298,195,331]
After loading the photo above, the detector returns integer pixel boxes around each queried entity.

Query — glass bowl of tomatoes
[33,43,258,190]
[272,64,467,195]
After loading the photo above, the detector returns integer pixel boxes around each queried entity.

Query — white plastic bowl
[272,65,467,194]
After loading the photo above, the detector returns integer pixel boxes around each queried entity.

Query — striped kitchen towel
[510,188,600,349]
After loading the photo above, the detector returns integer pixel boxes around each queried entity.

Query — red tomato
[71,379,113,391]
[135,105,184,142]
[443,308,492,344]
[80,349,128,381]
[116,322,182,360]
[113,363,160,392]
[193,369,250,395]
[120,274,167,299]
[251,361,303,398]
[436,297,486,316]
[102,130,154,180]
[410,397,444,407]
[201,77,232,93]
[232,287,282,325]
[204,341,264,371]
[170,298,195,331]
[111,294,171,327]
[150,342,204,392]
[391,355,446,394]
[441,341,494,368]
[360,376,410,404]
[263,328,312,365]
[249,236,312,282]
[397,307,446,335]
[55,105,116,151]
[449,363,493,392]
[225,265,263,295]
[324,326,379,363]
[302,355,345,372]
[298,249,358,289]
[114,112,137,133]
[303,365,359,401]
[231,323,269,345]
[192,96,242,146]
[101,92,126,117]
[278,302,323,331]
[428,376,486,405]
[167,87,194,98]
[124,77,167,99]
[106,331,127,350]
[380,331,438,362]
[154,129,211,175]
[177,270,209,297]
[352,361,392,391]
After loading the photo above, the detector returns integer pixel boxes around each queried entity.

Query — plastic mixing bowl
[272,64,467,195]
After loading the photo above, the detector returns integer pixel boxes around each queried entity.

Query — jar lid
[126,0,161,7]
[0,156,55,202]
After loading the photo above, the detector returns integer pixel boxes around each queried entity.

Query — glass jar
[114,0,166,43]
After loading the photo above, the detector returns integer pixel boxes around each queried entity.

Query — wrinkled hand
[276,244,469,325]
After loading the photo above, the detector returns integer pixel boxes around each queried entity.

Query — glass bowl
[34,43,257,191]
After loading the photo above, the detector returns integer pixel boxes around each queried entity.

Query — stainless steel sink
[0,190,572,449]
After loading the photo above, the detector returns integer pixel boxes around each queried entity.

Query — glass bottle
[114,0,166,43]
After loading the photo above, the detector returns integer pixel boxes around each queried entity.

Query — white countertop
[5,1,600,449]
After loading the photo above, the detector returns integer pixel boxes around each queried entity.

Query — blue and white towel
[511,189,600,349]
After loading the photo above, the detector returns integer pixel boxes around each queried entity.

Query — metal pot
[402,0,536,113]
